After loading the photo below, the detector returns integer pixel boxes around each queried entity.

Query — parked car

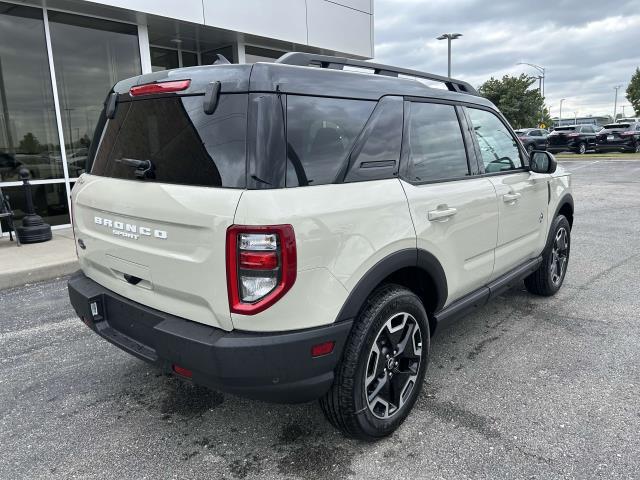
[514,128,549,154]
[547,124,598,154]
[67,53,573,440]
[595,122,640,153]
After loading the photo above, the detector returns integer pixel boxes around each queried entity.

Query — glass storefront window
[48,12,141,175]
[0,3,62,182]
[151,47,179,71]
[3,182,69,226]
[182,51,198,68]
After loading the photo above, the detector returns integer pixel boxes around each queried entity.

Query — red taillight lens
[239,251,279,270]
[226,225,297,315]
[129,79,191,97]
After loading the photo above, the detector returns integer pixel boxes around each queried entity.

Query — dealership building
[0,0,374,233]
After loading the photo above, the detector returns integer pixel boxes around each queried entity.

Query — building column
[42,5,72,215]
[137,23,152,74]
[236,41,246,64]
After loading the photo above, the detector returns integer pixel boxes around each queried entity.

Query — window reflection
[48,12,140,174]
[151,47,179,71]
[0,3,62,182]
[3,182,69,226]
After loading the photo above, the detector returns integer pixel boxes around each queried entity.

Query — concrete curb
[0,259,79,291]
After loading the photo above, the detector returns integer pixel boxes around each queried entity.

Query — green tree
[478,74,552,129]
[626,67,640,116]
[18,132,41,154]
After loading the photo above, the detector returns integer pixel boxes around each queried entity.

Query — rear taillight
[621,131,636,136]
[567,133,580,137]
[226,225,296,315]
[129,79,191,97]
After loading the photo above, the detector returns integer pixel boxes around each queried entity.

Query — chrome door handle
[503,192,521,203]
[428,206,458,222]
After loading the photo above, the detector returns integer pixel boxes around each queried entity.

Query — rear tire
[524,215,571,296]
[320,285,429,441]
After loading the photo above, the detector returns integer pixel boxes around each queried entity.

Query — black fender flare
[553,193,574,223]
[334,248,448,322]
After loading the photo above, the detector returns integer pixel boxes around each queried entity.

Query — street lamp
[437,33,463,78]
[517,62,545,97]
[559,98,566,125]
[613,85,622,120]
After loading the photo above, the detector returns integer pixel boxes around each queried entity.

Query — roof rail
[275,52,478,96]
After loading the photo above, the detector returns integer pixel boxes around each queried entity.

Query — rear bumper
[67,271,352,403]
[595,140,636,151]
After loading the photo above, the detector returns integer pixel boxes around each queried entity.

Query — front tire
[577,142,587,154]
[524,215,571,296]
[320,285,429,441]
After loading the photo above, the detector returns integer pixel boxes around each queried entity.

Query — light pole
[437,33,463,78]
[613,85,622,120]
[574,111,578,125]
[559,98,566,126]
[517,62,545,97]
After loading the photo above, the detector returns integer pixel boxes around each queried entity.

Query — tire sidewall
[349,288,430,439]
[542,215,571,293]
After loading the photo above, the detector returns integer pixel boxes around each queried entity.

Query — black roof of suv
[111,53,494,107]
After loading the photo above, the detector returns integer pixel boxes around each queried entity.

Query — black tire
[320,284,429,441]
[577,142,587,154]
[524,215,571,296]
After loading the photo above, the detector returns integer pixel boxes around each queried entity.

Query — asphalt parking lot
[1,158,639,479]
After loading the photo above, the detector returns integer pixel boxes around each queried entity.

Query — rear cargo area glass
[90,94,247,188]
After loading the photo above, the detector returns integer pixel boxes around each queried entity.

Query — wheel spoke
[367,375,388,403]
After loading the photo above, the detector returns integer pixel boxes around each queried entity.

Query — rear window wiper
[115,157,155,180]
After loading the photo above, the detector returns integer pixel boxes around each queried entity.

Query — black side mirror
[530,151,557,174]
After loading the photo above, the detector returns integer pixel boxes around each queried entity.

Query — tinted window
[90,94,247,188]
[344,97,403,183]
[468,108,522,173]
[555,126,577,132]
[286,96,375,187]
[405,102,469,182]
[529,130,541,137]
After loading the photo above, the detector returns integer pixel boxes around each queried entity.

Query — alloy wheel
[550,227,569,286]
[364,312,422,419]
[578,143,586,154]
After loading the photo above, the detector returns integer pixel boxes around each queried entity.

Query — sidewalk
[0,228,78,290]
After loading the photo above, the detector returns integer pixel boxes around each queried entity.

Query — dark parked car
[595,122,640,153]
[548,124,598,154]
[514,128,549,154]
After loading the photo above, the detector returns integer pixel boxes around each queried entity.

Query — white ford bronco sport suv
[68,53,573,440]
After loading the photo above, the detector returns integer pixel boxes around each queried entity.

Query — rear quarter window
[90,94,248,188]
[285,96,375,187]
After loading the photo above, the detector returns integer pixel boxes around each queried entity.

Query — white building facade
[0,0,373,230]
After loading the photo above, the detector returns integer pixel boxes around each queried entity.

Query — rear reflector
[172,364,193,378]
[311,341,335,357]
[130,80,191,97]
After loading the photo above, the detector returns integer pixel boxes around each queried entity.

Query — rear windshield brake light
[130,80,191,97]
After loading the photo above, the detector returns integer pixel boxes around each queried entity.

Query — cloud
[373,0,639,117]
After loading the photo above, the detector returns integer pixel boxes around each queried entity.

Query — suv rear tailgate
[73,175,241,331]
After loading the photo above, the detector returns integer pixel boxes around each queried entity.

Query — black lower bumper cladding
[67,271,352,403]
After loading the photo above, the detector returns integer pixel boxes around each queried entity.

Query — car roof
[113,56,496,109]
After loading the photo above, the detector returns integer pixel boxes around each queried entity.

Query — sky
[373,0,640,119]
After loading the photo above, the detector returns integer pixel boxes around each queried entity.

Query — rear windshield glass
[89,94,247,188]
[554,127,577,132]
[602,124,630,129]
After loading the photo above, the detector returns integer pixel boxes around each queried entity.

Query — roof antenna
[213,54,231,65]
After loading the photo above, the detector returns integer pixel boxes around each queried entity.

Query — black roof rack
[275,52,478,96]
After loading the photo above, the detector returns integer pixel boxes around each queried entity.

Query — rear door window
[286,96,375,187]
[90,94,248,188]
[404,102,469,182]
